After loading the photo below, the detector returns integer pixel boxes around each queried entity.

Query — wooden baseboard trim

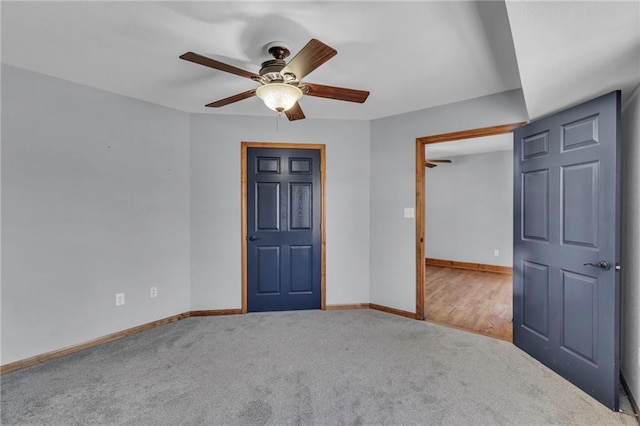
[426,257,513,275]
[621,373,640,423]
[0,308,250,375]
[325,303,370,310]
[189,309,243,316]
[370,303,417,319]
[425,318,512,343]
[0,305,436,375]
[0,312,189,375]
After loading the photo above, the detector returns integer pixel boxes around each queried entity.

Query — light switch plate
[404,207,415,219]
[115,293,125,306]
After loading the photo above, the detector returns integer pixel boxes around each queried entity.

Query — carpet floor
[1,309,637,425]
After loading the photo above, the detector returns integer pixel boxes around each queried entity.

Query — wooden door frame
[414,122,526,319]
[241,142,327,314]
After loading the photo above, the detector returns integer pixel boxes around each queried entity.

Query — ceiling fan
[425,159,452,168]
[179,39,370,121]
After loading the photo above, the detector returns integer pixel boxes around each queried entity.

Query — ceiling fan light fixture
[256,83,303,113]
[180,39,368,121]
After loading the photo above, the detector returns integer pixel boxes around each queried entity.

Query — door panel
[561,270,598,364]
[247,147,321,312]
[522,261,550,338]
[290,245,313,293]
[522,169,550,241]
[256,182,280,230]
[562,163,598,247]
[522,131,550,159]
[513,91,621,410]
[289,183,312,230]
[256,246,281,294]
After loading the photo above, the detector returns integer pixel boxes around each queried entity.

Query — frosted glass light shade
[256,83,303,113]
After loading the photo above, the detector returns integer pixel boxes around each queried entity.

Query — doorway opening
[423,135,514,341]
[415,123,526,338]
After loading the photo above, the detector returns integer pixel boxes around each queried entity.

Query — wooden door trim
[415,122,526,320]
[241,142,327,314]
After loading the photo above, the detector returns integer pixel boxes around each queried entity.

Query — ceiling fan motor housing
[260,42,294,82]
[259,59,286,79]
[267,43,290,60]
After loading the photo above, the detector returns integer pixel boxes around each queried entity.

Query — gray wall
[425,150,513,267]
[621,83,640,408]
[1,65,370,365]
[189,114,371,310]
[369,89,529,313]
[1,65,191,364]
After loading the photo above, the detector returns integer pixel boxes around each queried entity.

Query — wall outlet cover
[404,207,415,219]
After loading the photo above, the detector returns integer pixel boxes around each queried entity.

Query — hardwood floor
[424,265,513,342]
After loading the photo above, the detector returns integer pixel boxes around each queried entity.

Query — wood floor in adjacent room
[425,265,513,341]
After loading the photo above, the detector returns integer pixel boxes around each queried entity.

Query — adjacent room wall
[189,114,370,310]
[425,150,513,267]
[621,83,640,407]
[369,89,528,313]
[1,65,191,365]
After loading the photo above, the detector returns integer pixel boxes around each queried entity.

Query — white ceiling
[1,1,638,124]
[506,1,640,120]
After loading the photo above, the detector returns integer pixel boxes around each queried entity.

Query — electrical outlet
[115,293,125,306]
[150,286,158,298]
[404,207,415,219]
[494,249,500,257]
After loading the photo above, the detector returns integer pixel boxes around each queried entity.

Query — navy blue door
[513,91,621,409]
[247,147,321,312]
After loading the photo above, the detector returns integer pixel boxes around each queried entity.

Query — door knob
[247,236,260,241]
[583,260,611,271]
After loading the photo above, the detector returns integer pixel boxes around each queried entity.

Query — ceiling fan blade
[285,102,305,121]
[180,52,260,81]
[205,89,257,108]
[425,162,437,168]
[302,83,369,103]
[283,39,337,80]
[426,159,452,163]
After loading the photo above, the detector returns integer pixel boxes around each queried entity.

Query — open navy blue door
[513,91,621,409]
[247,147,321,312]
